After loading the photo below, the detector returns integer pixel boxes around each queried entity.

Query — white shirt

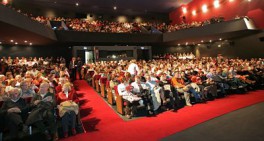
[127,63,139,75]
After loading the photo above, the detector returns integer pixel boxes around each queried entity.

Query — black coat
[26,92,56,125]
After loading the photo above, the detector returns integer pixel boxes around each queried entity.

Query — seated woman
[1,87,30,139]
[57,82,79,138]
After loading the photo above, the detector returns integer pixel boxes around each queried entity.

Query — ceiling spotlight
[178,44,180,46]
[15,42,18,45]
[24,40,28,43]
[209,40,212,42]
[201,40,204,43]
[10,40,14,42]
[0,42,2,44]
[202,4,208,13]
[219,38,222,41]
[185,42,188,45]
[182,7,187,14]
[113,6,117,10]
[218,44,221,47]
[192,10,196,16]
[229,0,234,2]
[214,0,220,8]
[247,0,251,2]
[75,3,79,6]
[29,43,32,45]
[198,44,201,46]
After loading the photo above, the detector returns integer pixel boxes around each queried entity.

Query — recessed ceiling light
[75,3,79,6]
[113,6,117,10]
[201,40,204,43]
[219,38,222,41]
[209,40,212,42]
[24,40,28,43]
[15,42,18,45]
[218,44,221,47]
[10,40,14,42]
[186,42,188,45]
[0,42,2,44]
[29,43,32,45]
[178,44,180,46]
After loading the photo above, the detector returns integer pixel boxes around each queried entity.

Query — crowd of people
[3,3,229,34]
[84,56,264,118]
[153,52,196,60]
[0,56,83,140]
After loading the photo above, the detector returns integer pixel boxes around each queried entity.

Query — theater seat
[106,81,114,105]
[94,75,101,93]
[100,77,107,98]
[114,86,124,115]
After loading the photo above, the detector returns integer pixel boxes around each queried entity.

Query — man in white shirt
[117,78,142,118]
[127,60,139,76]
[131,76,154,115]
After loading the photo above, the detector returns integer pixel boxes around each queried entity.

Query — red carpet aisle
[62,80,264,141]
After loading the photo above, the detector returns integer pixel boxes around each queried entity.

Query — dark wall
[194,31,264,59]
[152,46,194,56]
[0,4,57,40]
[55,30,163,44]
[0,44,72,62]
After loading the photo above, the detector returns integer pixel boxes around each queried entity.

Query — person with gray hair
[1,87,30,139]
[26,82,57,140]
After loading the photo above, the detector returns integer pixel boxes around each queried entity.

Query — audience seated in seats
[0,56,84,139]
[57,82,79,138]
[83,55,264,120]
[1,4,237,34]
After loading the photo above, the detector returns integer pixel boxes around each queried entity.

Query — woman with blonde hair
[57,82,79,138]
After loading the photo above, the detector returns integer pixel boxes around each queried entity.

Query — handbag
[58,101,79,117]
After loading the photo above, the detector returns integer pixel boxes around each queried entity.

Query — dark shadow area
[80,107,93,118]
[82,117,101,132]
[79,99,89,106]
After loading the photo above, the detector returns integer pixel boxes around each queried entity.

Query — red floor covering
[61,80,264,141]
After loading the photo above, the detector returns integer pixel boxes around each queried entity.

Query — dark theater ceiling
[12,0,192,15]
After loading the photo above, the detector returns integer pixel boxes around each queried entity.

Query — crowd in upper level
[2,4,234,34]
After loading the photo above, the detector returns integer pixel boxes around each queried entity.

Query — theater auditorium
[0,0,264,141]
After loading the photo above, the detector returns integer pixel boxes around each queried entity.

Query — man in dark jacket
[1,87,30,138]
[26,82,56,140]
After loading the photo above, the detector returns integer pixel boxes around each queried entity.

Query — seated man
[20,80,36,98]
[117,78,143,119]
[171,72,193,106]
[131,76,154,115]
[1,87,30,139]
[26,82,57,140]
